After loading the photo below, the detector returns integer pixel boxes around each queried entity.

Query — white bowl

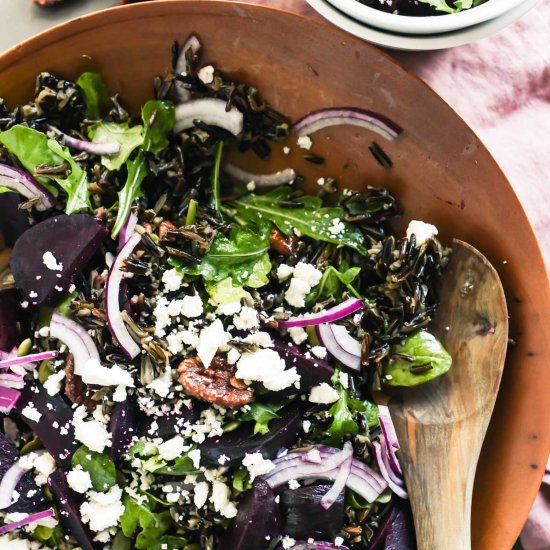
[325,0,529,35]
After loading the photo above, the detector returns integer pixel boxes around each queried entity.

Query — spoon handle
[392,415,483,550]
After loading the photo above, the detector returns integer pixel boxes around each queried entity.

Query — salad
[0,36,452,549]
[359,0,488,16]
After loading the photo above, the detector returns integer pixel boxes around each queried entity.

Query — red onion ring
[0,461,30,510]
[0,508,56,535]
[174,98,243,136]
[278,298,363,329]
[0,351,58,370]
[223,162,296,188]
[316,323,361,371]
[0,386,20,414]
[0,163,55,211]
[48,126,120,156]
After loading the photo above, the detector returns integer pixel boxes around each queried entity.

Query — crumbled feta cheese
[284,277,311,308]
[293,262,322,287]
[226,348,241,365]
[38,326,50,337]
[305,448,322,463]
[198,65,215,84]
[242,331,272,348]
[67,469,93,494]
[288,479,300,490]
[242,452,275,481]
[334,536,345,547]
[147,368,172,398]
[112,385,127,402]
[309,383,339,404]
[80,485,124,532]
[246,181,256,191]
[73,406,111,453]
[197,319,228,367]
[297,135,312,150]
[218,454,230,465]
[181,294,203,318]
[216,300,243,316]
[0,533,43,549]
[328,218,346,236]
[277,264,295,281]
[302,420,311,433]
[162,268,183,292]
[21,404,42,423]
[210,481,237,518]
[42,251,63,271]
[233,306,259,331]
[194,482,209,508]
[158,436,185,462]
[20,301,29,309]
[235,349,300,392]
[33,453,56,486]
[43,370,65,396]
[76,358,134,387]
[188,449,201,469]
[311,346,327,359]
[339,372,349,389]
[406,220,438,246]
[288,327,308,345]
[29,291,38,298]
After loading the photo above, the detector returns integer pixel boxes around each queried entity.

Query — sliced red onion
[0,508,56,535]
[279,298,363,329]
[223,162,296,188]
[174,34,201,102]
[316,324,361,371]
[321,442,353,509]
[372,439,408,500]
[48,126,120,156]
[0,373,24,390]
[118,210,138,249]
[49,313,100,374]
[0,461,30,509]
[378,405,402,476]
[293,107,403,141]
[0,386,20,414]
[0,163,55,211]
[0,351,59,370]
[174,98,243,136]
[105,232,141,359]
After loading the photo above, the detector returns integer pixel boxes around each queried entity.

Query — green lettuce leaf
[232,468,252,493]
[417,0,457,13]
[384,330,452,387]
[76,72,109,119]
[327,385,360,438]
[239,401,286,435]
[71,445,117,492]
[230,187,366,254]
[47,139,90,214]
[305,265,361,307]
[205,277,249,305]
[88,122,144,171]
[141,100,175,154]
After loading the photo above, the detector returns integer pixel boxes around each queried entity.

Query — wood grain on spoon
[388,240,508,550]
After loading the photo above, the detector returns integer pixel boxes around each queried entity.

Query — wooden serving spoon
[388,240,509,550]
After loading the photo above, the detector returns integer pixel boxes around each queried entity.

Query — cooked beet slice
[201,405,301,466]
[0,287,28,351]
[0,431,47,513]
[0,194,29,248]
[48,469,95,550]
[273,342,334,395]
[138,406,200,439]
[280,483,345,540]
[109,398,139,461]
[14,382,78,468]
[220,479,281,550]
[10,213,107,307]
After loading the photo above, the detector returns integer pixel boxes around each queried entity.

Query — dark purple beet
[201,405,301,466]
[10,213,108,307]
[138,406,199,439]
[109,398,139,461]
[280,483,345,540]
[220,479,281,550]
[48,469,95,550]
[384,501,416,549]
[14,382,78,468]
[0,287,28,351]
[273,342,334,395]
[0,194,29,248]
[0,431,46,513]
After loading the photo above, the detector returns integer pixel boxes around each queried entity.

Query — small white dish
[307,0,538,51]
[325,0,529,35]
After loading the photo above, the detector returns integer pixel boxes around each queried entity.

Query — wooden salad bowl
[0,1,548,547]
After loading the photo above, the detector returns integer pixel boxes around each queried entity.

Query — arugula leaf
[349,398,379,429]
[232,468,252,492]
[142,451,198,476]
[240,401,286,435]
[111,531,132,550]
[153,536,188,550]
[88,122,144,171]
[47,139,90,214]
[327,385,360,438]
[112,153,149,238]
[120,494,172,550]
[205,277,249,305]
[384,330,452,387]
[417,0,457,13]
[72,445,117,491]
[0,125,60,194]
[306,265,361,307]
[76,72,109,119]
[231,187,366,254]
[32,524,64,547]
[141,100,175,154]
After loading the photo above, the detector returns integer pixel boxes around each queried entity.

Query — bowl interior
[0,2,549,547]
[325,0,527,35]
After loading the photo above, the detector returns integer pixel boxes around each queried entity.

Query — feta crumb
[288,479,300,490]
[339,371,349,389]
[20,301,29,309]
[293,262,322,287]
[226,348,241,365]
[197,319,228,367]
[284,277,311,308]
[80,485,124,532]
[216,300,243,315]
[302,420,311,433]
[311,346,327,359]
[309,383,339,404]
[21,404,42,423]
[198,65,215,84]
[76,358,134,388]
[43,370,65,396]
[218,454,230,465]
[305,448,322,463]
[334,536,345,547]
[38,326,50,337]
[28,291,38,298]
[288,327,308,345]
[162,268,183,292]
[328,218,346,236]
[158,436,185,462]
[242,331,272,348]
[297,135,312,150]
[242,452,275,481]
[210,481,237,518]
[283,146,291,155]
[406,220,438,246]
[276,264,294,281]
[194,481,209,508]
[42,251,63,271]
[67,469,93,494]
[112,385,127,402]
[188,449,201,469]
[33,453,56,486]
[181,294,203,318]
[73,406,111,453]
[246,181,256,191]
[233,306,259,331]
[147,368,172,398]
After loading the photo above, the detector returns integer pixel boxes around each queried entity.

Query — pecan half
[269,226,299,256]
[177,356,253,408]
[64,354,84,406]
